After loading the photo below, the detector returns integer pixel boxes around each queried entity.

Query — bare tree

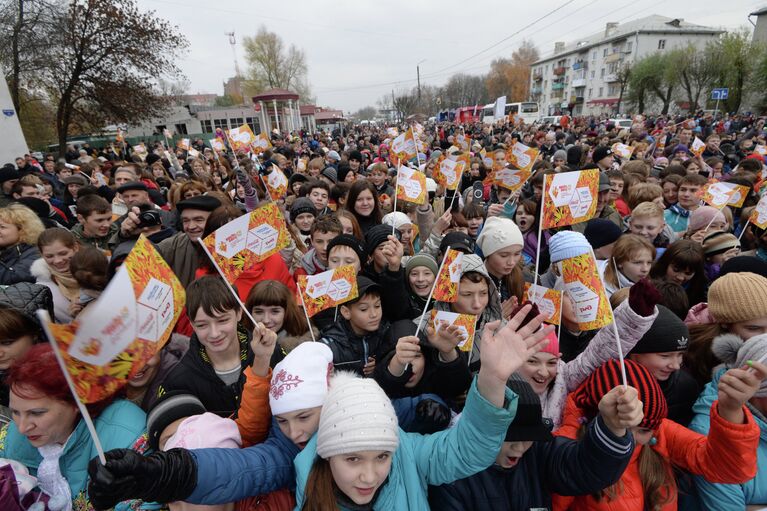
[242,26,312,101]
[615,62,631,115]
[0,0,61,115]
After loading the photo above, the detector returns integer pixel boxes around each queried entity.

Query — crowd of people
[1,111,767,510]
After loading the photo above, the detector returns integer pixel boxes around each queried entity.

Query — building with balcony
[529,15,722,116]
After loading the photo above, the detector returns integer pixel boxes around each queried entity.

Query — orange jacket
[553,394,759,511]
[235,367,272,448]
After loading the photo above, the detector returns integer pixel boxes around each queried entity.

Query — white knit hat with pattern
[476,216,523,257]
[269,342,334,416]
[316,372,399,459]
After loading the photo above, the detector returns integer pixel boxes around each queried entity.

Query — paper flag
[391,128,417,164]
[542,169,599,229]
[177,138,191,151]
[433,249,464,302]
[44,235,185,403]
[560,252,613,331]
[690,137,706,158]
[701,181,749,208]
[396,165,426,205]
[434,158,463,190]
[209,138,226,152]
[430,310,477,352]
[508,142,539,173]
[264,166,289,200]
[227,124,256,152]
[297,265,358,317]
[611,143,634,159]
[251,133,272,154]
[750,195,767,229]
[201,203,291,283]
[524,283,563,325]
[494,167,532,193]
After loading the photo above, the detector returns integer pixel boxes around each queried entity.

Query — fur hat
[712,333,767,397]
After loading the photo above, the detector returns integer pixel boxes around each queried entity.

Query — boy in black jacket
[429,378,640,511]
[319,275,398,377]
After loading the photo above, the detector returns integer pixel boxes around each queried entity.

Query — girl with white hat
[476,216,526,319]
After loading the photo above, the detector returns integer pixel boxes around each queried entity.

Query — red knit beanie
[573,359,667,430]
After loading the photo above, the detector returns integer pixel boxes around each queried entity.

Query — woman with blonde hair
[0,204,44,285]
[602,234,656,298]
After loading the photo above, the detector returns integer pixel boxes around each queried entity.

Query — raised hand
[426,321,463,360]
[389,336,420,376]
[384,235,405,271]
[478,304,554,407]
[598,385,644,437]
[433,210,452,235]
[251,322,278,377]
[717,361,767,424]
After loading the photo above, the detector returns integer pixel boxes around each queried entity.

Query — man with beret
[0,165,20,208]
[120,195,221,287]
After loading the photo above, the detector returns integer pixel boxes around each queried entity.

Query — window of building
[592,50,597,60]
[608,62,617,73]
[600,68,605,78]
[230,117,244,127]
[588,88,593,98]
[213,118,228,130]
[603,48,608,57]
[658,39,666,49]
[246,117,258,133]
[626,41,633,52]
[544,80,547,88]
[201,120,212,133]
[174,124,188,135]
[598,87,603,97]
[608,84,618,96]
[590,70,595,79]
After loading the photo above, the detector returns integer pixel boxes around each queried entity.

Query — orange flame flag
[541,169,599,229]
[390,128,417,164]
[227,123,256,152]
[252,133,272,154]
[750,195,767,229]
[560,252,613,331]
[297,265,359,317]
[433,249,464,302]
[263,165,289,200]
[396,165,427,205]
[701,181,749,208]
[41,235,186,403]
[430,310,477,352]
[434,158,463,190]
[201,203,291,283]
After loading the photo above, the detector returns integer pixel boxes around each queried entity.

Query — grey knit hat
[712,333,767,397]
[317,372,399,459]
[405,253,438,277]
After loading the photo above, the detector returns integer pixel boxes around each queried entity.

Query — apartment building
[530,15,722,116]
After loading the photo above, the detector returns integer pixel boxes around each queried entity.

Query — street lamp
[417,59,426,99]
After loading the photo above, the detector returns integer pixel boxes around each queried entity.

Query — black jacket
[363,265,416,322]
[157,325,253,417]
[375,320,471,405]
[660,369,700,426]
[319,318,397,376]
[0,243,40,285]
[429,416,634,511]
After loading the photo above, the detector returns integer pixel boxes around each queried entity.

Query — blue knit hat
[548,231,591,263]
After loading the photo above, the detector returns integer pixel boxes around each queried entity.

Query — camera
[472,182,484,202]
[136,208,162,229]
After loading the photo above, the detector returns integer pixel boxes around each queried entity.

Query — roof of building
[300,104,317,115]
[533,15,723,64]
[751,5,767,16]
[252,88,300,101]
[315,109,344,121]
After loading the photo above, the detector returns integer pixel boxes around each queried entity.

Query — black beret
[176,195,221,213]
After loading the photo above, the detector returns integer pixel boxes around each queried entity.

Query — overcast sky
[136,0,762,113]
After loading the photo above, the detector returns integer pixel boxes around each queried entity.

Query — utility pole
[392,89,396,122]
[416,59,426,100]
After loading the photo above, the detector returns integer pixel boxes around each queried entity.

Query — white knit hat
[270,342,334,416]
[476,217,523,257]
[316,372,399,459]
[548,230,591,263]
[382,211,412,229]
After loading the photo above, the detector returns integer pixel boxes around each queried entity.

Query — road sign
[711,88,729,100]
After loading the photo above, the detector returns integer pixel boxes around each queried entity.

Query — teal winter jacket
[293,377,519,510]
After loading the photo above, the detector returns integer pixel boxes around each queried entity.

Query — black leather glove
[412,398,451,434]
[87,448,198,510]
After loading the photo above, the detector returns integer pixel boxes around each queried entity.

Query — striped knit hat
[573,359,667,430]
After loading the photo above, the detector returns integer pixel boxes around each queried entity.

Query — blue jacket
[664,204,692,233]
[0,399,147,509]
[187,418,300,503]
[293,378,518,510]
[688,368,767,510]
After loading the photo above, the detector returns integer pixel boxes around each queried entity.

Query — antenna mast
[225,31,241,77]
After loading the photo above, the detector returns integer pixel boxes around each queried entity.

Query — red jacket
[196,253,297,303]
[553,393,759,511]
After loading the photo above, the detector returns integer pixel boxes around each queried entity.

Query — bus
[481,102,539,125]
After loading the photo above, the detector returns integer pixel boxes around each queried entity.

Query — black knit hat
[348,150,363,163]
[147,392,206,450]
[505,377,554,442]
[574,359,667,430]
[439,231,475,254]
[290,197,317,223]
[629,305,689,354]
[327,234,366,264]
[718,255,767,279]
[146,153,162,167]
[592,145,614,164]
[365,224,400,255]
[584,218,623,249]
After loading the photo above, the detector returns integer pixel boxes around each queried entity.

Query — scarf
[37,442,72,511]
[49,265,80,303]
